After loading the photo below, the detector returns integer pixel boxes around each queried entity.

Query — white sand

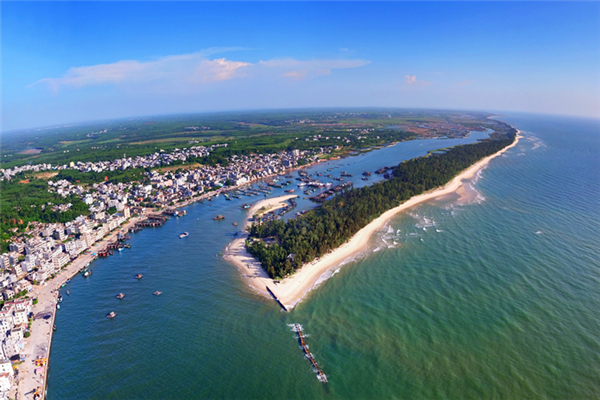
[225,133,521,310]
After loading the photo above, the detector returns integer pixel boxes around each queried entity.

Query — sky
[2,2,599,132]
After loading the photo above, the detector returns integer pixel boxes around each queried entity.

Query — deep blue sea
[48,114,600,399]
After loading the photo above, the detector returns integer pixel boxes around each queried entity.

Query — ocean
[47,113,600,399]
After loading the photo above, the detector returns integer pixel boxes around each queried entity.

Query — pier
[266,286,288,312]
[291,324,328,383]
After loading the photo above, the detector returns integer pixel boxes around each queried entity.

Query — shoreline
[225,131,521,310]
[15,215,144,400]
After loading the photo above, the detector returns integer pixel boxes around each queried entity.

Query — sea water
[47,114,600,399]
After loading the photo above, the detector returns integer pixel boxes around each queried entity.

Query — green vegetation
[2,109,498,169]
[0,179,89,252]
[24,332,31,338]
[247,128,517,278]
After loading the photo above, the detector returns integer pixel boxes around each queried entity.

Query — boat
[285,189,295,193]
[56,304,60,310]
[241,204,251,209]
[232,222,238,226]
[213,215,225,220]
[53,325,56,331]
[179,232,189,239]
[135,274,143,279]
[106,311,116,319]
[83,270,91,277]
[66,290,70,296]
[153,291,162,296]
[118,247,124,252]
[57,295,63,303]
[116,293,125,299]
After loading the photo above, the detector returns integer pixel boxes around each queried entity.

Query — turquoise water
[47,114,600,399]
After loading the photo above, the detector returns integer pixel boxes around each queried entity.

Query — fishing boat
[241,204,251,209]
[56,304,60,310]
[66,290,70,296]
[153,291,162,296]
[106,311,116,319]
[57,295,63,303]
[179,232,189,239]
[116,293,125,299]
[135,274,143,279]
[83,270,91,277]
[232,222,238,226]
[213,215,225,220]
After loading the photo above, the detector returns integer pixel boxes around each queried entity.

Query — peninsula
[226,127,519,309]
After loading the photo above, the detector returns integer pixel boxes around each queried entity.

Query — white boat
[179,232,189,239]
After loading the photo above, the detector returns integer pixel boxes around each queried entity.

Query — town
[0,141,336,397]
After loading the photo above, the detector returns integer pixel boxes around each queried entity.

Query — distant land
[2,108,497,170]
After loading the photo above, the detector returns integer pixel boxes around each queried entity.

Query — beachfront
[225,132,521,310]
[12,215,143,400]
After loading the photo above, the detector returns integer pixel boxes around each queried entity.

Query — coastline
[225,131,521,310]
[223,195,298,299]
[18,161,319,399]
[15,215,143,400]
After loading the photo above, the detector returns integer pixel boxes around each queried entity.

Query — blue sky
[2,2,599,131]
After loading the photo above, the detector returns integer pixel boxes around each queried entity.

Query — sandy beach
[225,132,521,310]
[223,195,298,299]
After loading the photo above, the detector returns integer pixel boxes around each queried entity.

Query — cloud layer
[32,50,371,92]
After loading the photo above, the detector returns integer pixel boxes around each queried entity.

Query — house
[0,372,11,393]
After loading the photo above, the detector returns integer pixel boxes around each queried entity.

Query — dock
[291,323,328,383]
[266,286,288,312]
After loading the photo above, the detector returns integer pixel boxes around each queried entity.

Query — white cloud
[32,49,250,92]
[404,74,432,87]
[31,51,371,92]
[405,75,417,85]
[260,58,370,80]
[193,58,250,83]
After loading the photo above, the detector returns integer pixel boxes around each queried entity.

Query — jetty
[291,324,328,383]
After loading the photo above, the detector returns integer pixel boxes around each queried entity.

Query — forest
[247,129,517,279]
